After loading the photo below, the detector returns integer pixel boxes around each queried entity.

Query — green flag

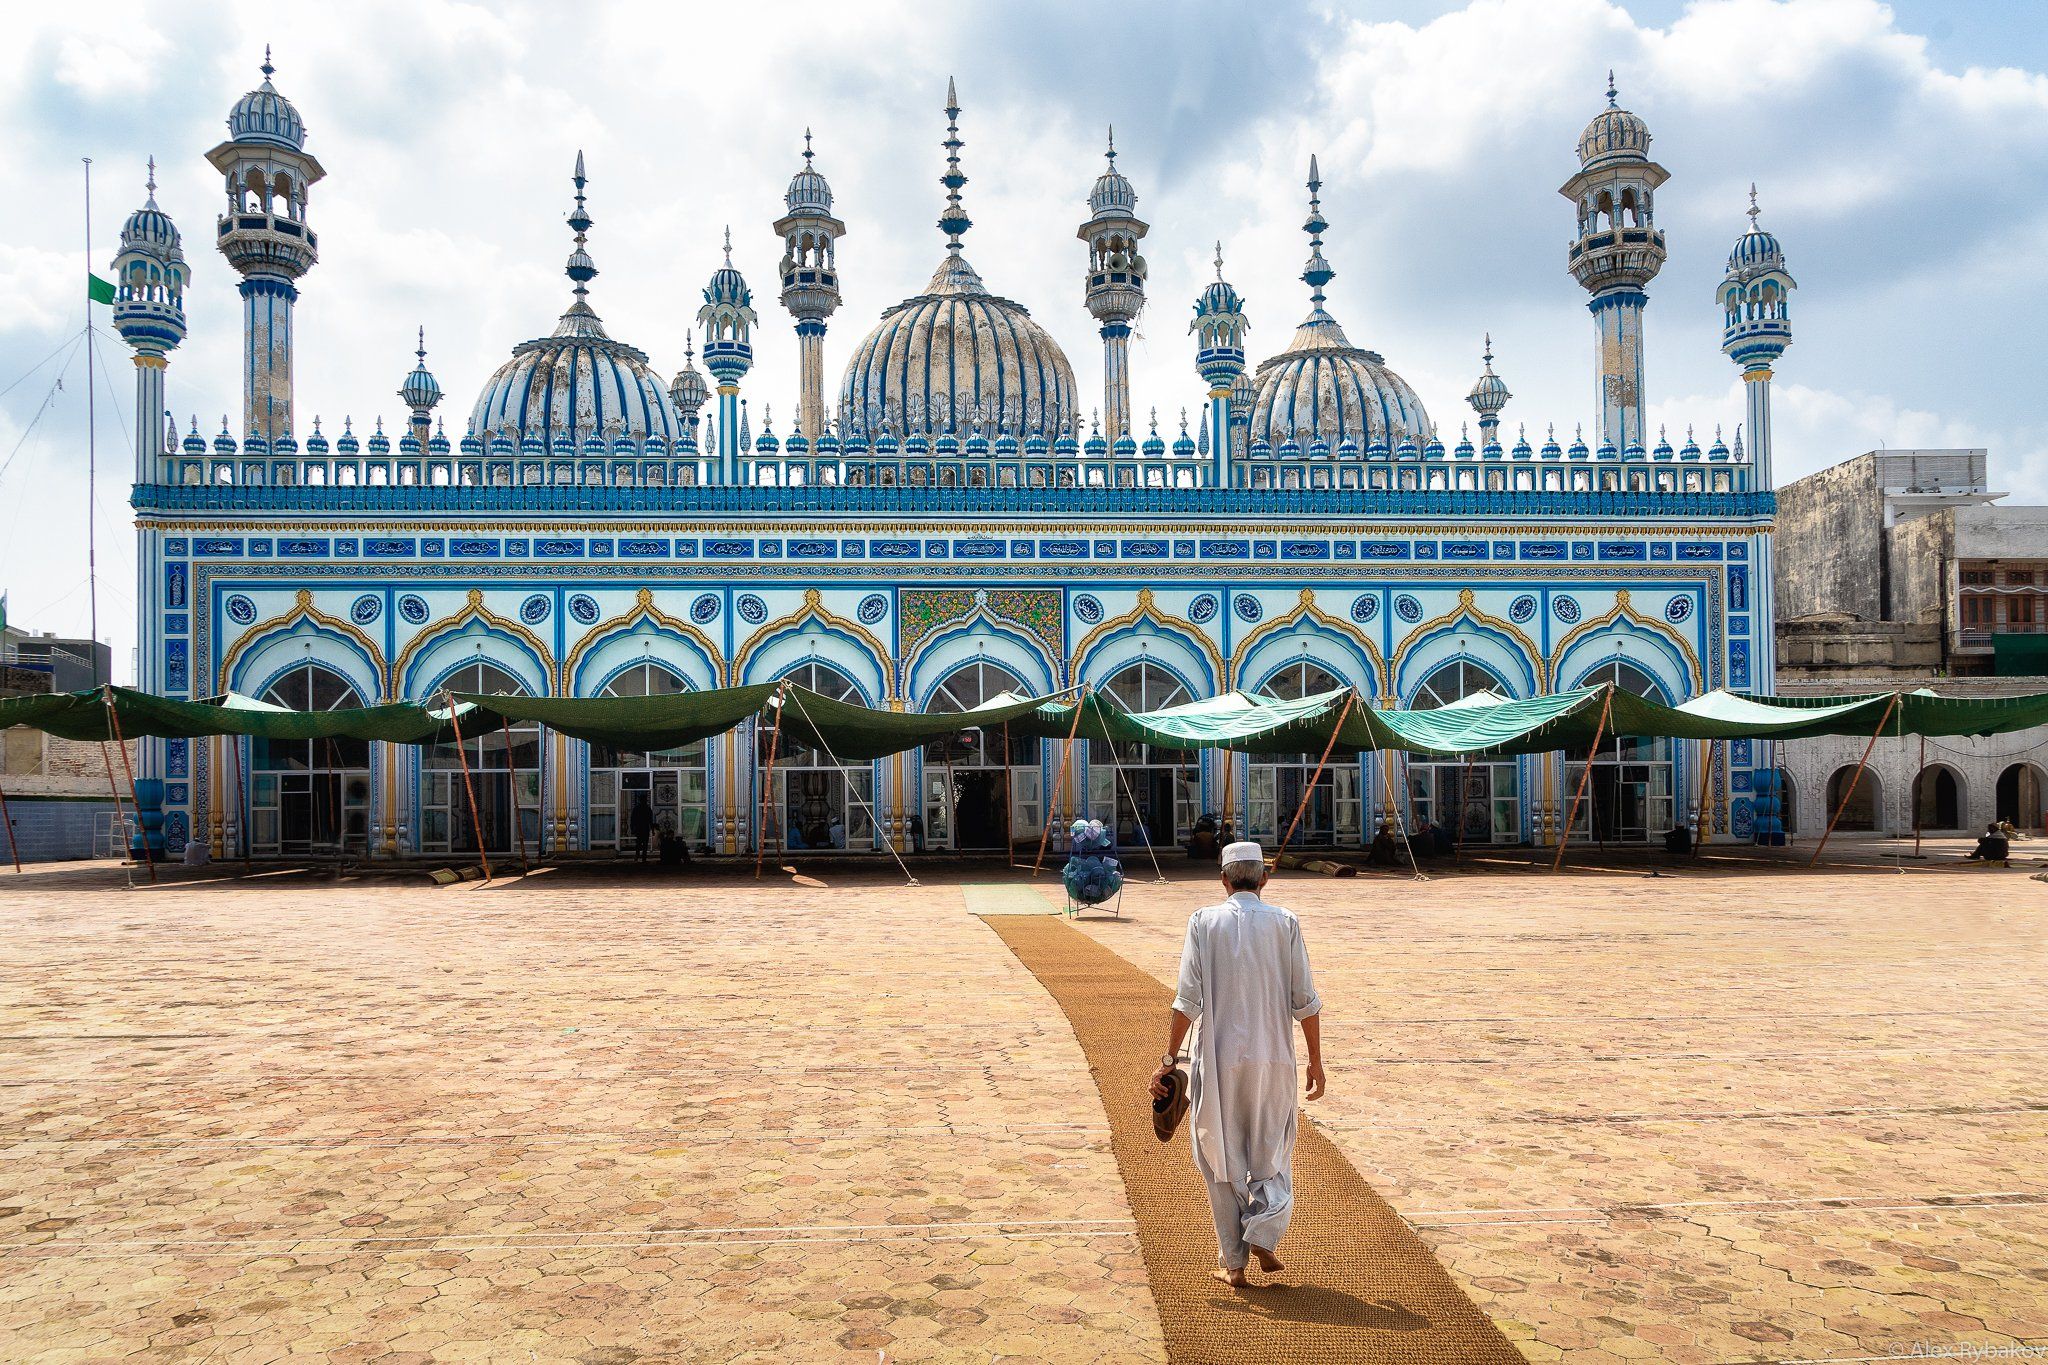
[87,272,115,305]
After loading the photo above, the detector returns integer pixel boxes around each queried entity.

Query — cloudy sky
[3,0,2044,677]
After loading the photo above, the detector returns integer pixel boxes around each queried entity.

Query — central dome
[839,253,1076,439]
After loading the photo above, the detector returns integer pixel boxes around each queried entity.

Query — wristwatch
[1160,1052,1178,1069]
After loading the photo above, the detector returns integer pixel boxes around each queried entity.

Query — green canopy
[770,685,1064,762]
[471,684,781,752]
[0,686,504,746]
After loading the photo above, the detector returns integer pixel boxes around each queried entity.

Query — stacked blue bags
[1062,818,1125,907]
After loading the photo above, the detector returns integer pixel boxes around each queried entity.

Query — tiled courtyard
[1,854,2044,1363]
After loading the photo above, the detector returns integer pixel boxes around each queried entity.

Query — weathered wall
[1886,509,1955,628]
[1777,615,1941,677]
[1775,452,1882,620]
[1956,503,2048,559]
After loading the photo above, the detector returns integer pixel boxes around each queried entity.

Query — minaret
[111,158,187,483]
[397,327,442,451]
[1559,72,1667,455]
[669,330,710,454]
[1189,241,1247,486]
[1465,334,1510,448]
[696,227,757,485]
[205,48,323,444]
[1079,128,1148,444]
[1720,185,1794,489]
[773,130,844,447]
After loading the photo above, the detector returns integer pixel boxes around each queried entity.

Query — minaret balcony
[215,211,318,279]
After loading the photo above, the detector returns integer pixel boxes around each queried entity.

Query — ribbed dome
[839,253,1076,438]
[1465,337,1509,418]
[227,52,307,152]
[121,172,182,255]
[470,308,679,446]
[785,134,833,215]
[1728,225,1783,272]
[398,329,441,411]
[1577,76,1650,171]
[1248,313,1432,450]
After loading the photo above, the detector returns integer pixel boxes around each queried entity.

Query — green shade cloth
[0,686,504,745]
[771,685,1063,761]
[476,683,781,752]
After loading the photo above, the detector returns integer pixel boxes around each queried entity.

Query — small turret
[397,327,441,449]
[697,228,757,484]
[111,158,188,476]
[1465,335,1510,449]
[1720,185,1794,489]
[1191,242,1249,484]
[1078,128,1148,443]
[774,130,846,446]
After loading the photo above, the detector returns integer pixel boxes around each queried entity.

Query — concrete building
[1,622,127,862]
[1,625,113,693]
[1773,450,2048,836]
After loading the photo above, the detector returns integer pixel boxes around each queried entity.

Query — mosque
[110,56,1795,859]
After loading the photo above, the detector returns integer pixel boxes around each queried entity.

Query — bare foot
[1249,1245,1284,1274]
[1209,1267,1248,1288]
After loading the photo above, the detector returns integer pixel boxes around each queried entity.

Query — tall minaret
[697,227,757,485]
[1190,242,1247,486]
[111,158,187,483]
[205,48,323,444]
[1559,72,1667,455]
[1720,186,1794,490]
[1465,334,1510,448]
[773,131,844,446]
[397,327,442,451]
[1079,129,1148,444]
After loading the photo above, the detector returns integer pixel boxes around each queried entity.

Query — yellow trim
[731,587,895,699]
[1071,587,1227,691]
[216,588,390,697]
[1389,587,1547,694]
[1549,588,1705,693]
[563,587,727,690]
[1227,587,1385,693]
[391,588,556,698]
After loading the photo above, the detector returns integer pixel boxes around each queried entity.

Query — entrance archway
[1088,661,1197,849]
[922,660,1040,852]
[1565,661,1675,843]
[769,662,874,852]
[1825,764,1883,833]
[1247,660,1355,847]
[248,663,371,855]
[587,663,709,856]
[1997,763,2045,831]
[1912,765,1964,832]
[420,662,542,855]
[1405,659,1520,844]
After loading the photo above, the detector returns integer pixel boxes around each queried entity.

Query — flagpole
[83,156,100,688]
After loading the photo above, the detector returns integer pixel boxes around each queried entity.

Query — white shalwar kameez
[1171,889,1322,1271]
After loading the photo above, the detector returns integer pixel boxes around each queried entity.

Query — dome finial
[417,325,427,363]
[1606,69,1617,106]
[1105,125,1116,166]
[1747,182,1760,226]
[262,44,275,83]
[938,77,972,254]
[564,152,597,307]
[722,224,732,265]
[1482,331,1494,368]
[1300,155,1335,312]
[145,155,157,206]
[1214,240,1224,280]
[803,127,814,166]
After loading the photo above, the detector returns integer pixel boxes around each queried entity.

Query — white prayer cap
[1221,840,1265,866]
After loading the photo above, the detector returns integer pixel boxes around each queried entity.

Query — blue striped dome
[1728,224,1785,274]
[227,55,306,152]
[839,253,1075,438]
[469,306,680,446]
[1247,312,1431,451]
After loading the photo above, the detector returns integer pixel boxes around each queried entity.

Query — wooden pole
[499,713,531,875]
[754,683,787,879]
[102,689,156,883]
[0,777,22,873]
[1552,686,1615,873]
[1692,738,1717,858]
[1912,733,1927,859]
[444,696,493,883]
[1219,743,1235,842]
[1277,690,1355,858]
[1376,741,1424,878]
[1808,691,1900,868]
[1033,686,1089,874]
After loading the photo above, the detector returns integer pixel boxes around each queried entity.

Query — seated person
[1369,822,1398,866]
[1967,823,2011,863]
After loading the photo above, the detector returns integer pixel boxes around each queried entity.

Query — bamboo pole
[1692,737,1717,858]
[1219,744,1235,842]
[444,696,493,883]
[1277,690,1355,858]
[0,777,22,873]
[1552,686,1615,873]
[499,713,531,875]
[103,689,156,883]
[754,683,787,879]
[1912,733,1927,859]
[1375,740,1424,878]
[1032,686,1089,875]
[1809,691,1900,868]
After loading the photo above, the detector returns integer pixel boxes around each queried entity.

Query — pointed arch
[565,588,724,693]
[733,588,891,705]
[1551,589,1703,700]
[394,589,554,700]
[905,612,1059,705]
[1071,588,1224,695]
[1229,588,1383,695]
[1391,589,1543,701]
[219,589,387,699]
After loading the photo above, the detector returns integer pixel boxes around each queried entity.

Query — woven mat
[984,914,1522,1364]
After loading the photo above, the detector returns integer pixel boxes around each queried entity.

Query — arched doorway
[1248,660,1356,847]
[1997,763,2045,831]
[420,662,542,855]
[1088,661,1198,849]
[769,662,874,852]
[1825,764,1882,833]
[587,663,709,856]
[1912,765,1964,832]
[1565,661,1675,842]
[1405,659,1520,844]
[922,660,1040,853]
[248,663,371,855]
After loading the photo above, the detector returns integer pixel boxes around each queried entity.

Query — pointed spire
[1301,155,1335,313]
[938,77,972,253]
[416,325,427,364]
[1747,182,1760,226]
[1105,125,1116,166]
[1482,332,1496,371]
[722,225,732,264]
[1606,69,1617,107]
[144,155,158,207]
[261,44,275,84]
[803,127,815,167]
[1214,240,1225,280]
[564,151,597,307]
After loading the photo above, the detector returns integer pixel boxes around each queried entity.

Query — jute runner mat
[984,914,1523,1365]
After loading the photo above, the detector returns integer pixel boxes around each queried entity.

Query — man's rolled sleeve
[1171,916,1204,1019]
[1288,919,1322,1021]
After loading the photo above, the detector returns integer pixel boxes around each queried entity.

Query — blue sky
[3,0,2044,675]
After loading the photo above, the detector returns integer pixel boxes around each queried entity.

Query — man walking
[1150,840,1325,1286]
